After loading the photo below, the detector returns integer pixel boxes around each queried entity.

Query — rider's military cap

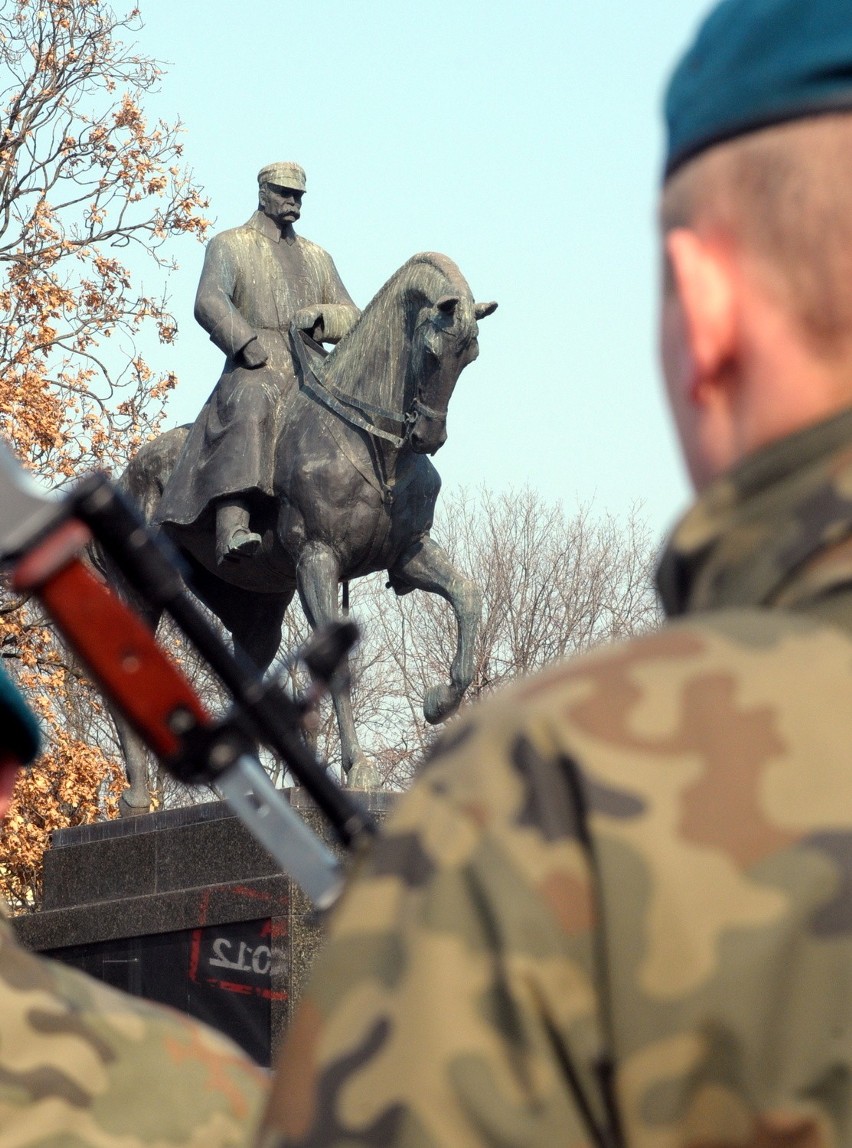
[257,162,306,192]
[0,663,40,766]
[665,0,852,178]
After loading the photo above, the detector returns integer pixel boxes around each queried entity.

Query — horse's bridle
[291,325,409,447]
[292,323,453,448]
[405,394,446,427]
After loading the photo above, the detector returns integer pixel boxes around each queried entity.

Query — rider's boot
[215,498,262,565]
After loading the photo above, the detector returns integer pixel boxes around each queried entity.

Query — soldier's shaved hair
[660,112,852,357]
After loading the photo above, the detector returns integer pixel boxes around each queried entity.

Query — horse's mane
[320,252,475,420]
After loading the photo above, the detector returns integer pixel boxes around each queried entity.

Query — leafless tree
[333,487,662,788]
[95,483,661,812]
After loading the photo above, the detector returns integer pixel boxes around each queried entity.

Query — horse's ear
[474,300,498,320]
[436,295,460,316]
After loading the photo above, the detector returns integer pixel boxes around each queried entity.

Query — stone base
[13,789,393,1065]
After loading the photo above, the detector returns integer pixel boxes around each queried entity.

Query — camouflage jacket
[0,909,267,1145]
[262,408,852,1147]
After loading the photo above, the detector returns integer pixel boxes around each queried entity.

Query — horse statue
[113,252,497,812]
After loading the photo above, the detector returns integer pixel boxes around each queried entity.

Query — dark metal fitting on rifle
[167,706,198,737]
[208,738,243,773]
[301,621,359,692]
[165,715,255,785]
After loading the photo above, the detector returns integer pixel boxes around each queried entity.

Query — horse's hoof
[347,756,380,790]
[119,791,151,818]
[424,683,461,725]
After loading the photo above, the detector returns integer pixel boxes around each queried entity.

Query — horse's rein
[290,325,409,447]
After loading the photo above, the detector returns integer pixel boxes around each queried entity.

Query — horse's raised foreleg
[296,542,378,789]
[389,536,482,724]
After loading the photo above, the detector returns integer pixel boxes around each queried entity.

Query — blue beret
[0,663,40,765]
[665,0,852,179]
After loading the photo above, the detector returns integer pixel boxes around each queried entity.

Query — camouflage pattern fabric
[0,910,266,1145]
[260,406,852,1147]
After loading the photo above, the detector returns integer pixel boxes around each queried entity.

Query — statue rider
[157,162,360,564]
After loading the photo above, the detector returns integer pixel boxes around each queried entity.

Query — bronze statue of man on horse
[112,163,496,809]
[157,161,361,566]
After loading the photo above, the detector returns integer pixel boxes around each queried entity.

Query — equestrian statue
[111,161,497,813]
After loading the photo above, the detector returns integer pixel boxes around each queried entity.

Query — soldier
[0,664,267,1145]
[158,162,360,566]
[258,0,852,1145]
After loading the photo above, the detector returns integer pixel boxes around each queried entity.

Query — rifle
[0,441,377,909]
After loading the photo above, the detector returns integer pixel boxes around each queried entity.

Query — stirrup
[217,527,262,565]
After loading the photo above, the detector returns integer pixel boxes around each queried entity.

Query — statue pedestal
[13,788,394,1066]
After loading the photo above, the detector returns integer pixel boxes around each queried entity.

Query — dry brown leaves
[0,0,209,907]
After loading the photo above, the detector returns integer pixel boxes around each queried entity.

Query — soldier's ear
[666,228,736,398]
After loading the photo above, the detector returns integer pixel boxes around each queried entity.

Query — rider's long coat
[157,211,359,529]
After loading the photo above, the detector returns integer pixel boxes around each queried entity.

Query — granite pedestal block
[13,789,393,1065]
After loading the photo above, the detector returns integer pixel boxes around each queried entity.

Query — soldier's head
[257,162,306,228]
[659,0,852,490]
[0,664,40,817]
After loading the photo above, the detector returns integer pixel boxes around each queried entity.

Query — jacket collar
[656,406,852,618]
[243,210,297,245]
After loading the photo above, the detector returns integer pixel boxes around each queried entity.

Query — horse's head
[407,295,497,454]
[318,253,497,455]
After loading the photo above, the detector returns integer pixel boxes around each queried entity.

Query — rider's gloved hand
[240,336,269,369]
[294,306,325,342]
[293,305,320,329]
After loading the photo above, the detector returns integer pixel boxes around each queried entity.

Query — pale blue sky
[132,0,712,543]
